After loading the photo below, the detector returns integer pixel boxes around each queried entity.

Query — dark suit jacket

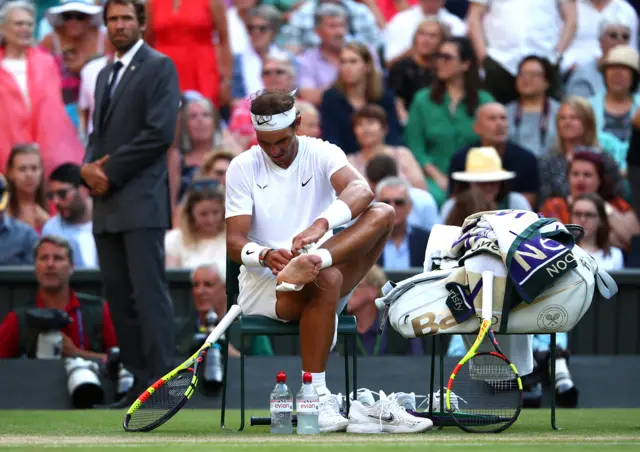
[85,43,180,233]
[377,226,430,268]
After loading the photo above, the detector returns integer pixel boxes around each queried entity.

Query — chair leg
[428,336,436,418]
[550,333,561,431]
[352,335,358,406]
[437,336,445,431]
[343,335,351,415]
[220,339,230,429]
[239,335,246,432]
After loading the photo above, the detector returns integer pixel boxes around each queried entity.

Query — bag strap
[595,268,618,299]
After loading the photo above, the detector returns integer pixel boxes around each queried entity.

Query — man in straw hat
[448,103,539,208]
[0,173,40,266]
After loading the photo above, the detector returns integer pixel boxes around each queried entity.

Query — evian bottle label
[297,399,319,414]
[270,400,293,413]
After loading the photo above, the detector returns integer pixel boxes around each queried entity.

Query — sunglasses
[62,12,88,21]
[381,198,407,207]
[607,31,630,41]
[248,24,270,33]
[262,69,286,77]
[572,211,598,220]
[434,52,456,62]
[47,188,71,200]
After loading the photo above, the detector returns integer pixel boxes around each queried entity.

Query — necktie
[100,61,124,122]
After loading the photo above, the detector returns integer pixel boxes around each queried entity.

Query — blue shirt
[382,226,411,270]
[0,215,39,266]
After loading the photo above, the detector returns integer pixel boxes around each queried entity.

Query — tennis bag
[376,224,619,337]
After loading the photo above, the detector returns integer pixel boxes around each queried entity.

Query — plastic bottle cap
[276,371,286,383]
[302,372,312,384]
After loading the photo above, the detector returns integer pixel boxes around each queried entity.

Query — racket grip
[205,304,242,344]
[481,271,494,321]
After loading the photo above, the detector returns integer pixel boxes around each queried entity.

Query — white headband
[251,106,297,131]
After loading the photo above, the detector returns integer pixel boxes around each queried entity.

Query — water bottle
[296,372,320,435]
[270,372,293,434]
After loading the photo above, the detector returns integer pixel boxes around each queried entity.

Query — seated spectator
[0,1,84,178]
[565,13,633,98]
[282,0,379,54]
[387,16,449,124]
[5,143,49,233]
[376,177,430,270]
[42,163,97,269]
[231,5,290,100]
[442,146,532,223]
[165,181,227,273]
[349,104,425,189]
[443,184,495,227]
[405,37,494,206]
[589,45,640,144]
[226,0,259,57]
[321,43,401,155]
[78,54,109,142]
[562,0,638,77]
[145,0,232,108]
[377,0,419,23]
[628,112,640,217]
[40,0,111,128]
[366,154,441,231]
[506,56,560,158]
[0,173,39,266]
[0,236,118,359]
[571,192,624,271]
[296,3,347,106]
[465,0,576,104]
[383,0,465,65]
[175,263,273,357]
[295,100,321,138]
[540,150,639,252]
[195,150,236,187]
[346,264,427,355]
[168,94,243,210]
[538,97,627,203]
[228,54,297,149]
[448,103,539,208]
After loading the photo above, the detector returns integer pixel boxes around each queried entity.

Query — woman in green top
[404,37,494,206]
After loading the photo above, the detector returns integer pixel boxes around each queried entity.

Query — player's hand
[291,219,329,256]
[265,248,293,275]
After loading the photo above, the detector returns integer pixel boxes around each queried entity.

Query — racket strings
[125,371,193,431]
[449,354,521,433]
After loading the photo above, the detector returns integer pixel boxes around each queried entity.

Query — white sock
[309,248,333,269]
[303,370,329,397]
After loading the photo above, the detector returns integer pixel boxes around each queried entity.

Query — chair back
[226,255,241,310]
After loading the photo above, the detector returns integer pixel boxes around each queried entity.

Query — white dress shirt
[110,39,144,90]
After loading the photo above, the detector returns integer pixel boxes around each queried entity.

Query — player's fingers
[279,249,294,260]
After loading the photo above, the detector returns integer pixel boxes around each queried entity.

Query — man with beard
[80,0,180,408]
[43,163,97,269]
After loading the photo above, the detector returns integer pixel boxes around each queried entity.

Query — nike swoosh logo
[257,184,268,190]
[245,251,255,255]
[302,176,312,187]
[368,414,394,422]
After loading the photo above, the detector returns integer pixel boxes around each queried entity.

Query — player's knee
[316,267,343,292]
[370,202,395,231]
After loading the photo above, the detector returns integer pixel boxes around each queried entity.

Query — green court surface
[0,409,638,451]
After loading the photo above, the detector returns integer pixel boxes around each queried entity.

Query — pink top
[0,47,84,177]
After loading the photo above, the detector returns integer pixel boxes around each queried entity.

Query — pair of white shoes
[345,389,433,434]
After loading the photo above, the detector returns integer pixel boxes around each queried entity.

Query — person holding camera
[0,236,118,359]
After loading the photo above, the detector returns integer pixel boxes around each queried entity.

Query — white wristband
[241,242,268,267]
[317,199,352,230]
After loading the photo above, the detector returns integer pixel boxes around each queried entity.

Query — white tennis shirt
[225,136,349,274]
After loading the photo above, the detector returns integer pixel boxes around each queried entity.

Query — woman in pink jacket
[0,1,84,177]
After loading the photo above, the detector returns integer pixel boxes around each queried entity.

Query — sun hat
[46,0,103,28]
[0,174,9,212]
[600,45,640,74]
[451,147,516,183]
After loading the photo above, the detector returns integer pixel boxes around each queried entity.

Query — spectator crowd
[1,0,640,362]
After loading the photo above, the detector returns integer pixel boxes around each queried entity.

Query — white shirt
[562,0,638,73]
[225,136,349,275]
[2,58,29,109]
[227,7,249,56]
[590,246,624,272]
[165,229,227,275]
[473,0,567,75]
[383,6,467,62]
[79,56,109,135]
[110,39,144,90]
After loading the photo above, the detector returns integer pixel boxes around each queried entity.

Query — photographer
[0,236,117,359]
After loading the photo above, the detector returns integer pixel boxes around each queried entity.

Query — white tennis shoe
[318,394,349,432]
[417,389,466,412]
[347,390,433,434]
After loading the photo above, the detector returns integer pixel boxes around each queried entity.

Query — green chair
[220,256,359,431]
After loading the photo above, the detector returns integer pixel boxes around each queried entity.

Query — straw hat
[0,174,9,212]
[600,45,640,74]
[46,0,103,28]
[451,147,515,183]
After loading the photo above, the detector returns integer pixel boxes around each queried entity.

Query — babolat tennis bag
[376,210,618,337]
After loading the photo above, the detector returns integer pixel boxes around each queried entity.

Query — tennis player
[225,90,395,432]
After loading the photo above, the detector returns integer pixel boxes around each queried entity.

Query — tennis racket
[123,304,242,432]
[445,271,523,433]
